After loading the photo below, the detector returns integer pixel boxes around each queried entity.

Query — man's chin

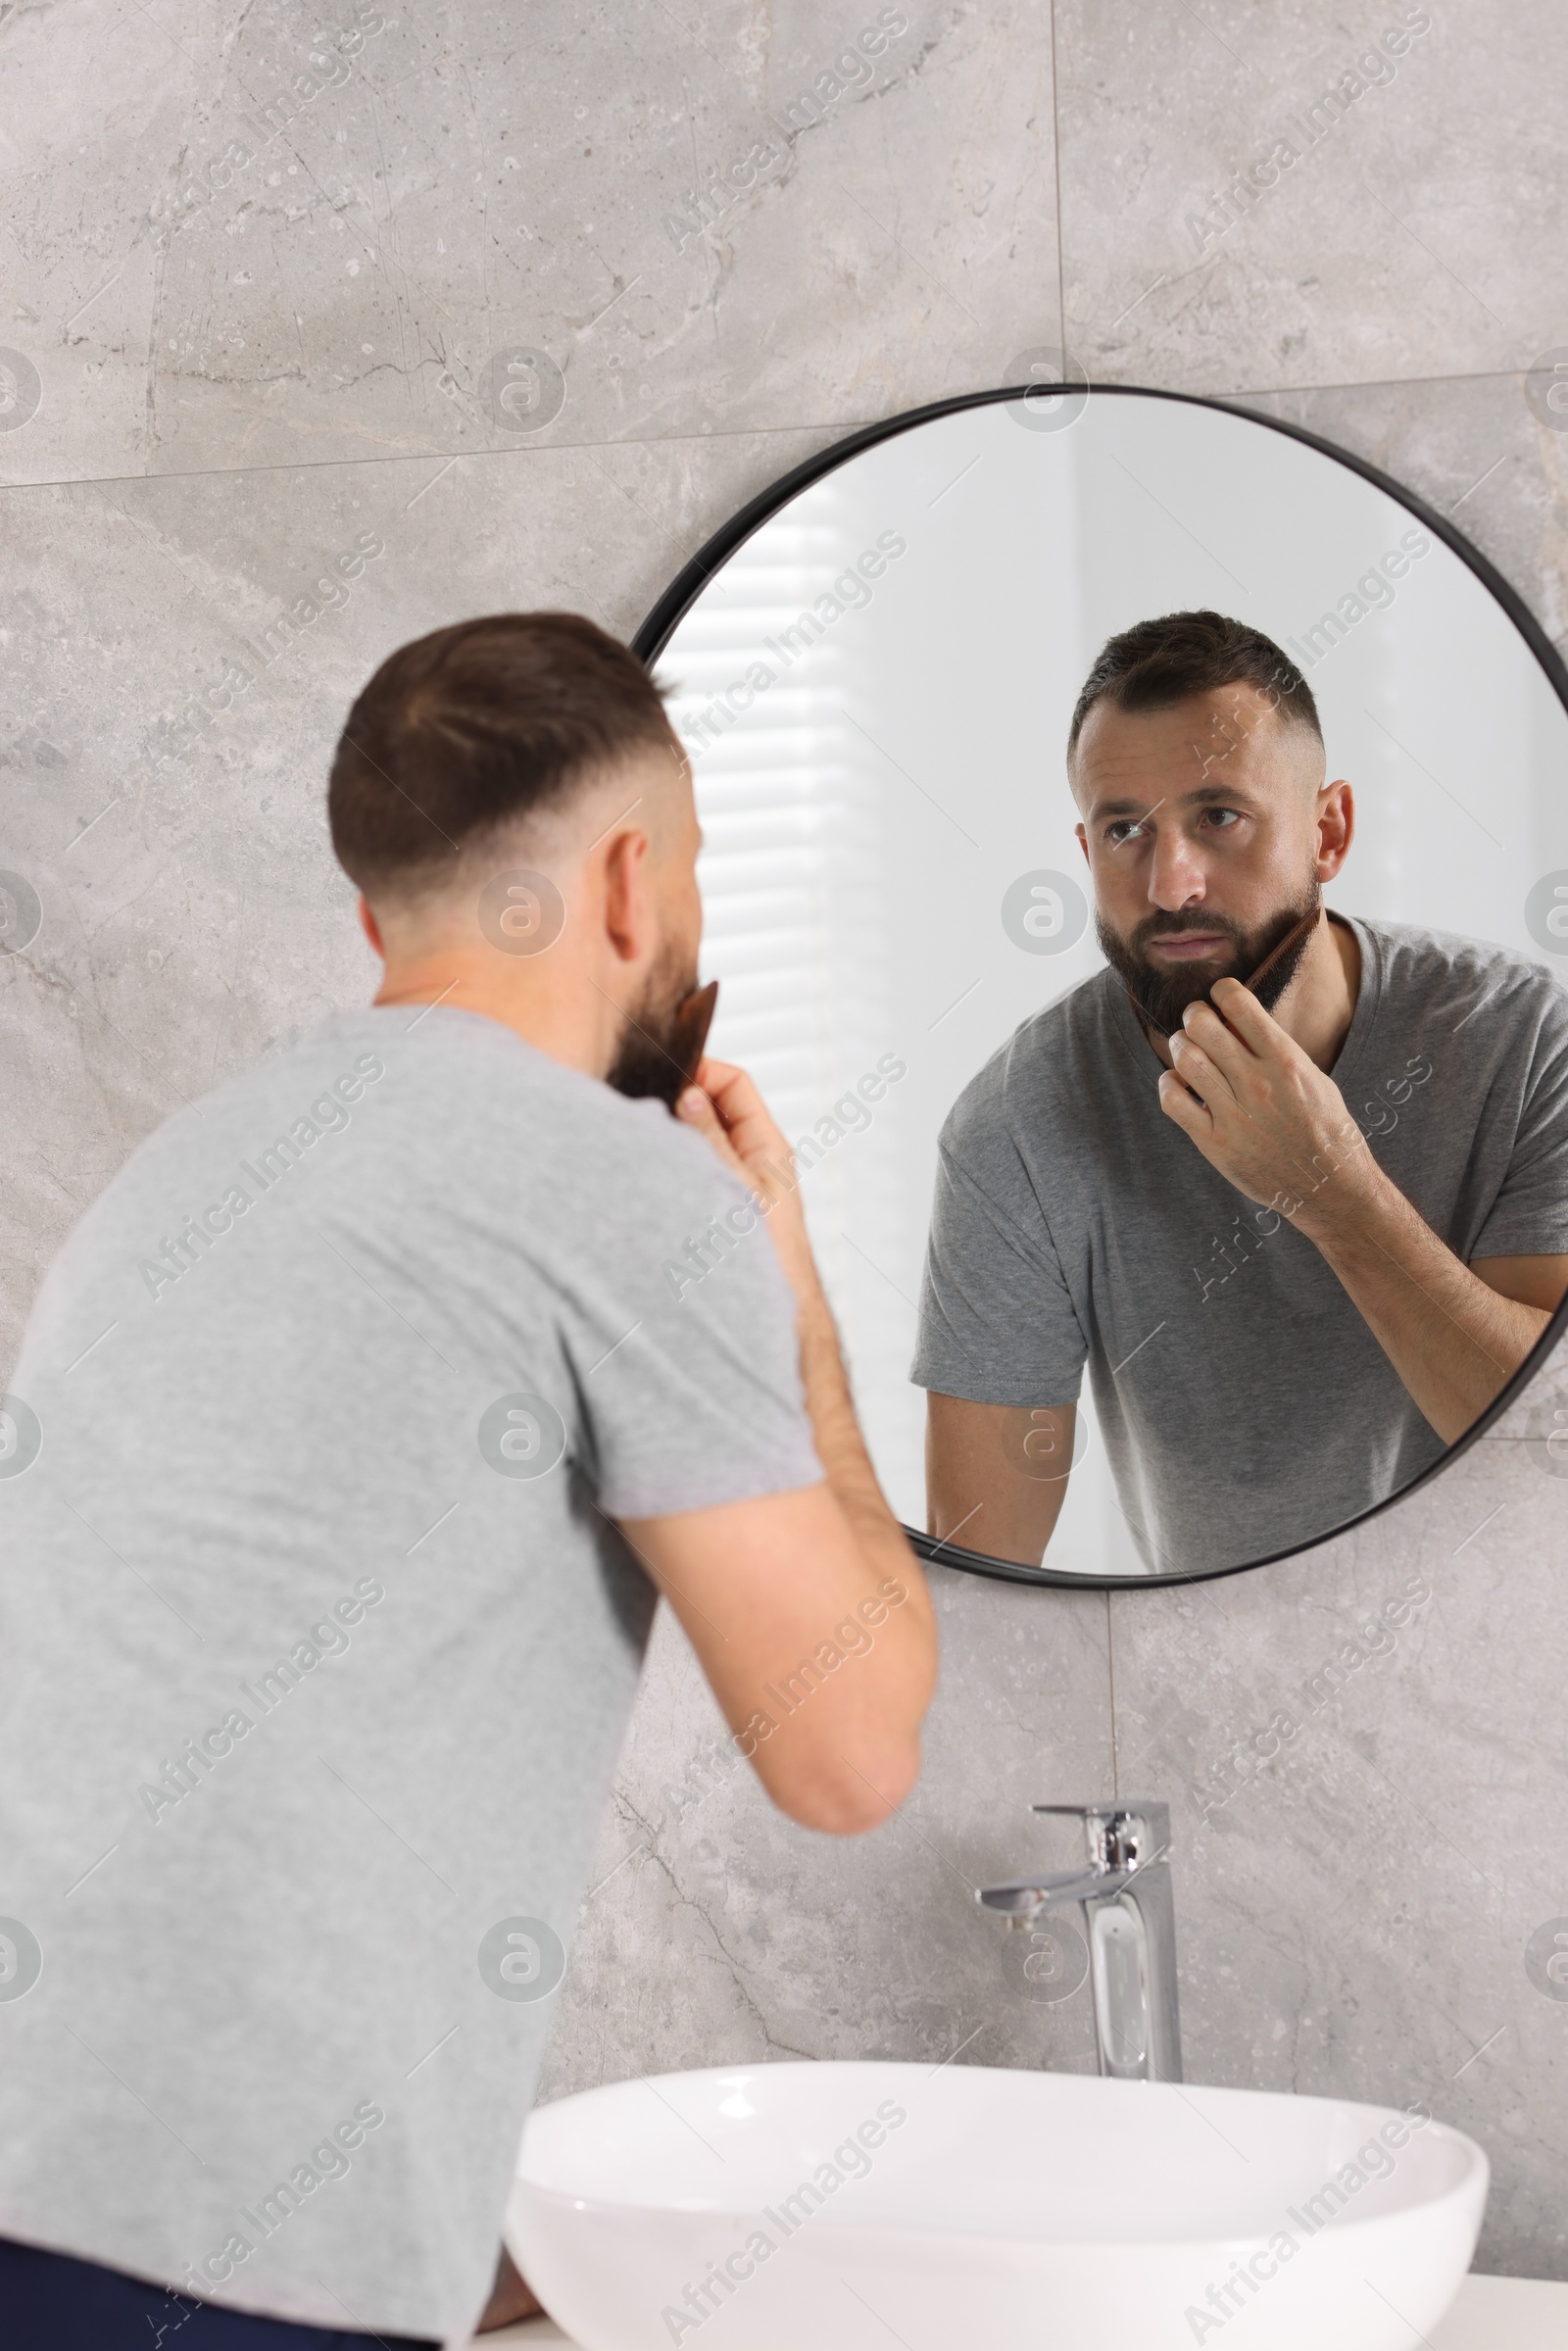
[1105,889,1319,1034]
[1130,954,1241,1033]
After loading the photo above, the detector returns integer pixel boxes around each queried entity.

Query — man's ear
[600,824,654,964]
[1316,779,1354,881]
[358,896,386,958]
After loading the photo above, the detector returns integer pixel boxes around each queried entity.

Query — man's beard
[605,942,702,1109]
[1098,878,1321,1037]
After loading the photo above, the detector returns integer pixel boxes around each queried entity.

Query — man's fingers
[697,1054,764,1131]
[674,1084,737,1151]
[695,1052,744,1094]
[677,1058,796,1207]
[1209,975,1287,1049]
[696,1056,792,1171]
[1157,1067,1213,1140]
[1168,1029,1238,1111]
[1178,998,1254,1075]
[675,1083,751,1179]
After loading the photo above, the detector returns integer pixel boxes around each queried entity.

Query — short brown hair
[1066,610,1321,761]
[328,612,674,897]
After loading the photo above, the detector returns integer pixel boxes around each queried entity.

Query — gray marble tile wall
[3,0,1565,2280]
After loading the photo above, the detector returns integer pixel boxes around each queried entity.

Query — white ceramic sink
[508,2061,1488,2351]
[472,2278,1568,2348]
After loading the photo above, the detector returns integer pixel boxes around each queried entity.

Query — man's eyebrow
[1183,781,1265,808]
[1086,781,1265,820]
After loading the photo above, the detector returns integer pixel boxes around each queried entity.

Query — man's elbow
[768,1736,922,1837]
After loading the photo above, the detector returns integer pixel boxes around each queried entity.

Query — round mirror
[636,385,1568,1586]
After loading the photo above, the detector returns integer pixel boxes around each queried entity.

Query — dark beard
[1098,881,1321,1038]
[605,946,703,1109]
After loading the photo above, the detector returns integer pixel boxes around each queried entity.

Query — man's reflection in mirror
[915,610,1568,1574]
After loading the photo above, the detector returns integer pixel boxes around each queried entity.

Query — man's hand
[675,1056,818,1306]
[1159,973,1558,1444]
[1158,976,1368,1217]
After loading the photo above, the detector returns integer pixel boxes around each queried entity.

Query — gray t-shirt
[0,1006,820,2339]
[912,918,1568,1576]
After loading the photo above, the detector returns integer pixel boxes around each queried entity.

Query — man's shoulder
[1358,916,1567,1032]
[939,968,1123,1152]
[95,1005,734,1228]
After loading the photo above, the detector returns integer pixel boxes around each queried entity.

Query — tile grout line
[1050,0,1066,360]
[0,367,1546,503]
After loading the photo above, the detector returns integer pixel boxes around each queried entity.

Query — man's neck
[1140,910,1361,1073]
[370,954,614,1078]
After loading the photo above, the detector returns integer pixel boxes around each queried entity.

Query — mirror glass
[644,388,1568,1583]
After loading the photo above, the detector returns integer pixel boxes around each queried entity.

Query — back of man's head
[328,612,675,907]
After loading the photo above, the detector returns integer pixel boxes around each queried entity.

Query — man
[0,613,936,2345]
[917,609,1568,1576]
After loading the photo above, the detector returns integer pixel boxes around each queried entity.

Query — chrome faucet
[976,1801,1183,2083]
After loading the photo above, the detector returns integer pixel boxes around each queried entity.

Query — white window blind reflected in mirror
[663,494,920,1535]
[662,478,1145,1573]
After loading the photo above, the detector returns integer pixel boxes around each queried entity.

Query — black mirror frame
[632,379,1568,1591]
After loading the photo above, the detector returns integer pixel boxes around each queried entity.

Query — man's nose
[1147,830,1205,912]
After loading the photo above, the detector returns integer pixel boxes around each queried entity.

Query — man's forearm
[795,1276,918,1573]
[761,1272,939,1774]
[1297,1156,1549,1443]
[664,1060,938,1828]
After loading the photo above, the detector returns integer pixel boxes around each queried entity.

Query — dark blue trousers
[0,2234,441,2348]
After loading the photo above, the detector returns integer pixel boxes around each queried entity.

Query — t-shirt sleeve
[909,1130,1088,1408]
[564,1129,824,1521]
[1471,987,1568,1259]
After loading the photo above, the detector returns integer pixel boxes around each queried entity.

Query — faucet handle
[976,1866,1133,1926]
[1032,1801,1171,1875]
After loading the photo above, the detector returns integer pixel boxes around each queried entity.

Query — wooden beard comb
[1238,907,1319,1003]
[664,979,719,1106]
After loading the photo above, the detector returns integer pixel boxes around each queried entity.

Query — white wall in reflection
[661,394,1568,1574]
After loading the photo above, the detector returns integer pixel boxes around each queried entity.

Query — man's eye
[1200,808,1241,830]
[1106,820,1146,845]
